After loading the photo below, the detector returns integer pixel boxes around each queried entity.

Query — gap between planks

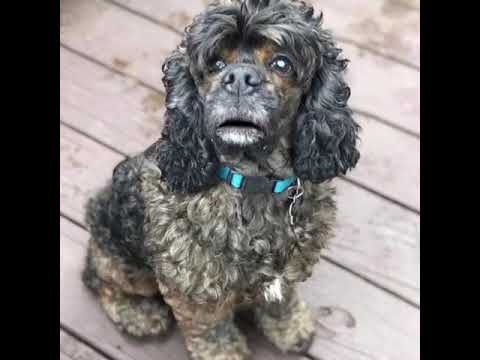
[339,176,419,215]
[103,0,420,72]
[334,35,419,71]
[321,255,419,309]
[61,325,118,360]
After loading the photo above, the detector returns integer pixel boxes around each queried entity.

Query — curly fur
[158,52,220,193]
[158,0,360,193]
[82,1,361,358]
[293,50,360,182]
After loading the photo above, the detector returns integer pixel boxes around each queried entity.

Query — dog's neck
[218,134,294,179]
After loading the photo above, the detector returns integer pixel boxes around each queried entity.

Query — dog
[82,0,360,359]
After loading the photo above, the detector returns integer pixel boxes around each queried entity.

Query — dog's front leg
[158,282,251,360]
[254,285,316,354]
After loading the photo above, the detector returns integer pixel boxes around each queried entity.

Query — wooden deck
[60,0,420,359]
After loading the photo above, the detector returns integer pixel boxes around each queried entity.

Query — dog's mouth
[216,118,265,145]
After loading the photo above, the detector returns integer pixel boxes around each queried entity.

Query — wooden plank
[60,329,109,360]
[300,264,419,360]
[61,214,419,360]
[61,40,419,210]
[61,48,419,302]
[332,182,419,304]
[311,0,419,67]
[349,112,419,212]
[60,121,125,223]
[60,0,419,134]
[60,0,180,92]
[342,41,419,137]
[61,216,302,360]
[108,0,419,68]
[60,48,164,154]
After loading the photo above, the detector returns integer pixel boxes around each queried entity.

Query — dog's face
[198,39,303,154]
[158,0,361,193]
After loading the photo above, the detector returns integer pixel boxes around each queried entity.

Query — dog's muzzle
[216,117,265,146]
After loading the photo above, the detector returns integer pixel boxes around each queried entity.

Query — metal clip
[287,178,304,226]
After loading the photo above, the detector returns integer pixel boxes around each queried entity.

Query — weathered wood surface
[61,212,419,360]
[397,0,420,10]
[60,329,109,360]
[60,0,420,135]
[106,0,420,68]
[60,121,124,223]
[311,0,419,68]
[61,49,419,303]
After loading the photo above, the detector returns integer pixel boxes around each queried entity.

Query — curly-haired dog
[82,0,360,358]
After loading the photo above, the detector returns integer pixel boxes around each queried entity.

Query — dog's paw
[99,287,173,338]
[187,337,251,360]
[185,318,251,360]
[255,299,316,354]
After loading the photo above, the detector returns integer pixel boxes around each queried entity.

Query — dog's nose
[222,65,262,95]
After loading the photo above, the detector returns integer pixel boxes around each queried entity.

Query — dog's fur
[82,0,360,358]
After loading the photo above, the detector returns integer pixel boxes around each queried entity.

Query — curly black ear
[293,41,360,183]
[156,46,219,193]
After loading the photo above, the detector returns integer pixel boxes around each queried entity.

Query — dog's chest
[142,164,334,303]
[144,183,300,301]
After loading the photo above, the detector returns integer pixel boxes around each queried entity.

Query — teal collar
[217,166,297,194]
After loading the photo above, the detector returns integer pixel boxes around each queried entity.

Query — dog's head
[157,0,360,193]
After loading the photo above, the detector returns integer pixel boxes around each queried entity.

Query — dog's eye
[270,56,293,75]
[210,58,227,72]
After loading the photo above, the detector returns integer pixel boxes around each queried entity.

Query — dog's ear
[156,46,219,193]
[293,40,361,184]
